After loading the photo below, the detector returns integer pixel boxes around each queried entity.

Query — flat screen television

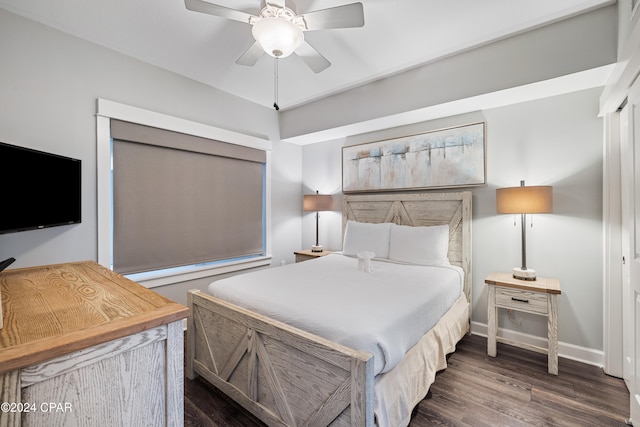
[0,142,81,234]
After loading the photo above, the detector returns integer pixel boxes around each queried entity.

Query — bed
[186,191,472,427]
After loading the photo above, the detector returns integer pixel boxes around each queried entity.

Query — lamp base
[513,267,537,281]
[311,245,324,253]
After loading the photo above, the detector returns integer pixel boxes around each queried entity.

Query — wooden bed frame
[186,191,472,427]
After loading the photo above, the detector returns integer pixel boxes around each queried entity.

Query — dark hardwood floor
[184,334,630,426]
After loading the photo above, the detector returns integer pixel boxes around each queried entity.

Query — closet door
[622,78,640,423]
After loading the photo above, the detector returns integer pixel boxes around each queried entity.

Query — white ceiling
[0,0,615,110]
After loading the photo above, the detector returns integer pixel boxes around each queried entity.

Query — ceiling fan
[184,0,364,73]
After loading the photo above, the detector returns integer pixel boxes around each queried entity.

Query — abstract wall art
[342,122,486,192]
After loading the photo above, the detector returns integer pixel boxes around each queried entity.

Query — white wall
[301,88,604,356]
[0,9,303,305]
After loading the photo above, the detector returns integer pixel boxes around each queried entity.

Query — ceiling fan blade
[235,41,265,66]
[295,41,331,73]
[184,0,254,24]
[301,2,364,31]
[265,0,286,8]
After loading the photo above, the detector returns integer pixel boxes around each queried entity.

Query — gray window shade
[111,120,265,275]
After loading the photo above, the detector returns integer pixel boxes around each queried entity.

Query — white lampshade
[252,17,304,58]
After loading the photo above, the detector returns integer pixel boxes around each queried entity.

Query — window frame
[96,99,272,288]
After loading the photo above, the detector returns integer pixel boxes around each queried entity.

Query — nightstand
[294,249,333,263]
[485,272,561,375]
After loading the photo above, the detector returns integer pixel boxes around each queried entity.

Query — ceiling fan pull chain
[273,57,280,111]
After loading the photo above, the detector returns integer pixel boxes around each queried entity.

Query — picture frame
[342,122,486,193]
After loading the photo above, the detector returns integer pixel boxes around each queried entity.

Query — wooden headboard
[343,191,472,318]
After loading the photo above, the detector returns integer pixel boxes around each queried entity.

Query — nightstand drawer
[495,287,548,314]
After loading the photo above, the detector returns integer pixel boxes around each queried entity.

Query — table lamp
[303,191,333,252]
[496,180,553,281]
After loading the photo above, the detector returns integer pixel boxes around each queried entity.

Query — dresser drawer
[495,286,548,315]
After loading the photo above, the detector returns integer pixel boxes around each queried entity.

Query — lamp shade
[303,194,333,212]
[252,17,304,58]
[496,185,553,214]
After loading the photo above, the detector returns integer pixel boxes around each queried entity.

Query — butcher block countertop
[0,260,189,374]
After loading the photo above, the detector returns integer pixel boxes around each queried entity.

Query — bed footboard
[187,289,375,427]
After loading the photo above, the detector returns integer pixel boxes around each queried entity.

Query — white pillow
[342,220,392,258]
[388,223,450,266]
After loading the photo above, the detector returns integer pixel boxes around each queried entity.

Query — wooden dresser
[0,261,189,427]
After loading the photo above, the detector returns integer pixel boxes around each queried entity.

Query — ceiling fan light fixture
[252,17,304,58]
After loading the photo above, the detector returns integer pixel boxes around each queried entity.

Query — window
[96,100,272,287]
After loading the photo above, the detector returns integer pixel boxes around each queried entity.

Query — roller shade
[111,120,265,275]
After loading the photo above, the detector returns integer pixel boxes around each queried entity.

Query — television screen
[0,142,81,234]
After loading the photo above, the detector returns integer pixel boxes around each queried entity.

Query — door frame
[603,109,624,379]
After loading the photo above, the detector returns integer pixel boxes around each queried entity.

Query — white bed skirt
[373,293,469,427]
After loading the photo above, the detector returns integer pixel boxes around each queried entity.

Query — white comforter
[208,253,463,375]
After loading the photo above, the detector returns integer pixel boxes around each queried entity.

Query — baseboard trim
[470,321,604,368]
